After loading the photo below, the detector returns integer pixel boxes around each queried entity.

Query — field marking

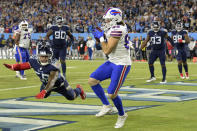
[0,85,39,91]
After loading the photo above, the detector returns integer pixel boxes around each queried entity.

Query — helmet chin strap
[40,62,49,66]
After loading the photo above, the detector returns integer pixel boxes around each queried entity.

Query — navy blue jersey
[171,30,188,50]
[50,25,69,48]
[148,29,167,51]
[29,58,64,87]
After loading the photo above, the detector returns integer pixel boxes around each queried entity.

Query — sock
[112,95,124,116]
[20,70,24,76]
[183,64,188,73]
[74,87,81,97]
[178,64,182,74]
[61,62,66,77]
[91,84,110,105]
[162,66,166,81]
[149,65,154,77]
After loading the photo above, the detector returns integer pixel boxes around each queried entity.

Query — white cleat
[20,76,27,80]
[160,80,167,84]
[180,76,185,79]
[114,113,128,128]
[186,76,189,79]
[96,105,113,117]
[146,77,156,82]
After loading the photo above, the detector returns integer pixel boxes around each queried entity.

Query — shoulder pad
[30,55,37,59]
[183,30,188,34]
[161,28,168,32]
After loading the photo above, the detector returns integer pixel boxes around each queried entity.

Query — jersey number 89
[55,31,66,39]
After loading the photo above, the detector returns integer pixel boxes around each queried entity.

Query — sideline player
[3,42,86,100]
[14,20,32,80]
[140,21,174,83]
[89,7,131,128]
[171,20,190,79]
[45,16,74,78]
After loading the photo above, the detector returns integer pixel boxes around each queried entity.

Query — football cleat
[185,72,189,79]
[96,105,113,117]
[160,80,167,84]
[146,77,156,82]
[114,113,128,128]
[76,85,86,100]
[180,73,185,79]
[20,75,27,80]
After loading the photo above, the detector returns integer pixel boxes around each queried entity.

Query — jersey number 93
[151,36,161,44]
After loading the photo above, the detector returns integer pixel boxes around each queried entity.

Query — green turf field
[0,59,197,131]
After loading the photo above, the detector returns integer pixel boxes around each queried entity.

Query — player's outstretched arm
[140,35,150,50]
[166,34,174,46]
[44,29,53,40]
[35,71,58,99]
[3,62,31,71]
[184,34,190,44]
[92,27,119,55]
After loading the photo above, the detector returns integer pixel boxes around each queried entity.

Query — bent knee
[88,78,100,86]
[108,94,117,99]
[66,95,75,101]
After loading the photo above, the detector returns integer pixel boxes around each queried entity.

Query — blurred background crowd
[0,0,197,33]
[0,0,197,62]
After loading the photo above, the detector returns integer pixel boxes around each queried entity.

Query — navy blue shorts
[52,47,67,61]
[176,50,187,62]
[149,50,166,65]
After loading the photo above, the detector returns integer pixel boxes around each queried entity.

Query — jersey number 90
[55,31,66,39]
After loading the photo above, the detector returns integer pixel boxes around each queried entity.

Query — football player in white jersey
[14,20,32,80]
[88,7,131,128]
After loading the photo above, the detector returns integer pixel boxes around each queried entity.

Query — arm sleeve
[12,62,31,71]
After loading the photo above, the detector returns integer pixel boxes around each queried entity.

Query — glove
[3,63,13,70]
[35,90,47,99]
[178,39,185,43]
[92,27,104,43]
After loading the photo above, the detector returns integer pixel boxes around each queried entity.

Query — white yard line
[0,85,38,91]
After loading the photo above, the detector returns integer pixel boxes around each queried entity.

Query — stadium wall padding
[0,33,197,40]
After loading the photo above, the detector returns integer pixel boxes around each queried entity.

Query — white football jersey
[17,29,31,49]
[105,24,131,65]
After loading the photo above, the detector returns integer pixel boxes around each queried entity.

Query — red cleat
[185,72,189,79]
[76,85,86,100]
[180,73,185,79]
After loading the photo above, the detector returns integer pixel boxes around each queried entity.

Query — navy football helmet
[151,21,160,32]
[175,20,183,32]
[56,16,64,27]
[37,41,53,66]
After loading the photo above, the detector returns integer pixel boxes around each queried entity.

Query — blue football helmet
[175,20,183,32]
[56,16,64,27]
[151,21,160,32]
[37,41,53,66]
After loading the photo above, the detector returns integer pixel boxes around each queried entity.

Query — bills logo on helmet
[110,10,121,16]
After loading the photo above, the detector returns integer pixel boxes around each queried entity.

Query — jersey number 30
[55,31,66,39]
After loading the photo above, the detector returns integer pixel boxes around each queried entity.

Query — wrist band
[99,37,105,43]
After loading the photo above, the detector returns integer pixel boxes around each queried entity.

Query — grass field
[0,59,197,131]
